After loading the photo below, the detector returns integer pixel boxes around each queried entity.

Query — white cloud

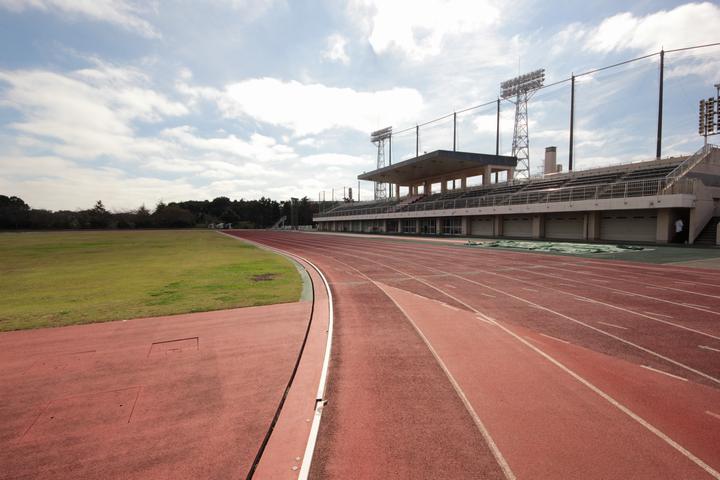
[323,33,350,64]
[299,153,369,166]
[161,126,296,162]
[0,64,188,160]
[351,0,502,60]
[210,77,423,136]
[0,155,203,210]
[0,0,159,38]
[583,2,720,53]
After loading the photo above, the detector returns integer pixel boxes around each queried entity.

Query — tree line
[0,195,320,230]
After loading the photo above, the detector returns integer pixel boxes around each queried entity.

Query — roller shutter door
[471,217,494,236]
[503,216,532,238]
[600,210,656,242]
[546,214,584,240]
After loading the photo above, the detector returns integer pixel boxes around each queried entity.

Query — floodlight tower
[370,126,392,200]
[501,69,545,180]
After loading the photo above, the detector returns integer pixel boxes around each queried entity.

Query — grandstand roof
[358,150,517,184]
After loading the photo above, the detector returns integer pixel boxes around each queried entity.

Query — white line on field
[699,345,720,353]
[641,365,688,382]
[539,333,570,344]
[598,321,628,330]
[643,312,673,318]
[707,411,720,421]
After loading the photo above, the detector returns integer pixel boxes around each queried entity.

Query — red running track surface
[227,230,720,480]
[0,302,312,479]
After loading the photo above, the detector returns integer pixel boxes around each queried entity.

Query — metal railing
[315,177,695,218]
[664,144,717,190]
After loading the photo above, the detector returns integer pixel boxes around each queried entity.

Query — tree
[0,195,30,229]
[87,200,111,228]
[152,205,195,228]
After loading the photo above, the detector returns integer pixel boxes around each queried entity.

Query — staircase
[694,216,720,246]
[270,215,287,229]
[663,144,717,192]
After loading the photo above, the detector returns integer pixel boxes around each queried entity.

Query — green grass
[0,230,302,331]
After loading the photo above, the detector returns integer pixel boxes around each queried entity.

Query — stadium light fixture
[500,69,545,99]
[370,126,392,142]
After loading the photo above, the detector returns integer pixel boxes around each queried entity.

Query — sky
[0,0,719,211]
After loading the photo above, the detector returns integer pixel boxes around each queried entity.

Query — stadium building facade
[314,145,720,245]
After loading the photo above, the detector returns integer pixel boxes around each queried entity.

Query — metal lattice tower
[370,127,392,200]
[501,69,545,180]
[511,91,530,180]
[373,138,387,199]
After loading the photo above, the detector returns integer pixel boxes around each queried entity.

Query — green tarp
[466,239,649,255]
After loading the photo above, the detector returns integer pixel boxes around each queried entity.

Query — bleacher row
[319,159,683,217]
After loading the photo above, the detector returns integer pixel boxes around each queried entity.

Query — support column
[508,167,515,181]
[483,165,492,186]
[532,214,545,239]
[461,216,468,236]
[425,180,432,194]
[586,212,600,241]
[415,218,420,234]
[461,177,467,189]
[395,184,400,198]
[655,208,671,244]
[436,218,442,235]
[441,178,448,194]
[493,215,503,237]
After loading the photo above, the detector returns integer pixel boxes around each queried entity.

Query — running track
[227,230,720,480]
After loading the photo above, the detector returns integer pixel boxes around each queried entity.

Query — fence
[316,177,695,218]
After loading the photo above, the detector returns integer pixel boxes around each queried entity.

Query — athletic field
[0,230,301,331]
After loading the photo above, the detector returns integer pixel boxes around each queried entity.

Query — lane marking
[699,345,720,353]
[598,321,628,330]
[707,411,720,421]
[369,287,515,479]
[641,365,688,382]
[445,284,457,289]
[683,303,710,309]
[221,233,334,480]
[539,333,570,344]
[475,314,496,326]
[643,312,673,319]
[522,287,538,292]
[442,303,460,312]
[481,293,496,298]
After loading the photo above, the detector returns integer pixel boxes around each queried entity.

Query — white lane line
[683,303,710,309]
[481,293,496,298]
[641,365,688,382]
[442,303,460,312]
[707,411,720,421]
[539,333,570,344]
[699,345,720,353]
[375,285,516,480]
[558,283,576,288]
[476,314,496,326]
[591,279,610,283]
[445,284,457,289]
[439,271,720,386]
[643,312,673,319]
[221,233,334,480]
[598,321,628,330]
[523,287,538,292]
[321,244,720,477]
[478,312,720,479]
[526,267,720,315]
[645,286,666,291]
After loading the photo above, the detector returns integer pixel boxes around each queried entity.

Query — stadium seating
[317,156,689,217]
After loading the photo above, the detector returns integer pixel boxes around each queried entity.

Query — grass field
[0,230,302,331]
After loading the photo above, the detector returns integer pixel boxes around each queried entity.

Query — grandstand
[314,144,720,245]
